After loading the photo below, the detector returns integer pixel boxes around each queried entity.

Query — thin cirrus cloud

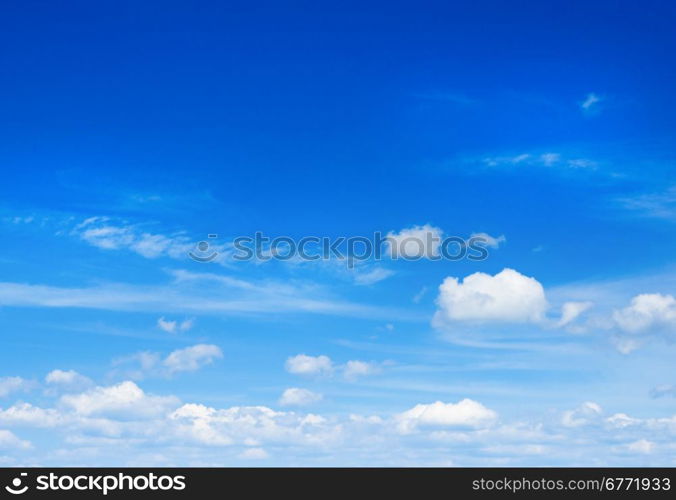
[580,92,602,113]
[0,269,420,322]
[615,186,676,221]
[481,152,597,171]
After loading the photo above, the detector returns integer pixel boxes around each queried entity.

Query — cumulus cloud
[169,403,335,448]
[626,439,655,454]
[0,377,33,397]
[395,399,498,434]
[163,344,223,374]
[157,317,194,334]
[433,268,548,325]
[111,345,222,379]
[279,388,323,407]
[0,430,31,450]
[0,373,674,465]
[343,361,381,381]
[386,224,443,259]
[612,293,676,334]
[561,402,603,428]
[60,381,180,419]
[45,370,93,391]
[285,355,333,376]
[0,403,63,428]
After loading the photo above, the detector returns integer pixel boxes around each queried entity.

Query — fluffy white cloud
[612,293,676,334]
[45,370,93,391]
[0,403,63,427]
[395,399,498,433]
[169,403,335,447]
[343,360,380,381]
[279,388,323,407]
[470,232,506,249]
[1,373,675,465]
[433,268,548,325]
[0,377,33,397]
[157,317,194,334]
[0,430,30,450]
[113,345,223,379]
[556,301,594,327]
[285,354,333,376]
[163,344,223,374]
[60,381,179,418]
[386,224,443,259]
[627,439,655,454]
[561,402,603,428]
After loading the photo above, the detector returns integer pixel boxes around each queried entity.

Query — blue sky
[0,0,675,465]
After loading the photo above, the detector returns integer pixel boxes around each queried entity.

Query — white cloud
[0,271,407,322]
[60,381,179,418]
[353,267,395,286]
[580,92,602,112]
[169,403,336,448]
[111,345,222,379]
[470,232,506,249]
[0,377,33,398]
[0,430,31,450]
[157,317,194,334]
[238,447,269,460]
[0,403,63,427]
[45,370,93,391]
[162,344,223,374]
[540,152,561,166]
[343,361,380,381]
[395,399,498,433]
[650,385,676,398]
[74,218,195,260]
[561,402,603,428]
[482,152,596,171]
[279,388,323,407]
[616,186,676,220]
[433,268,548,325]
[627,439,655,454]
[556,301,594,327]
[386,224,443,259]
[612,293,676,334]
[285,355,333,376]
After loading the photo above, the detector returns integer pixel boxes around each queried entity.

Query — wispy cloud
[0,270,421,321]
[580,92,602,114]
[616,186,676,220]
